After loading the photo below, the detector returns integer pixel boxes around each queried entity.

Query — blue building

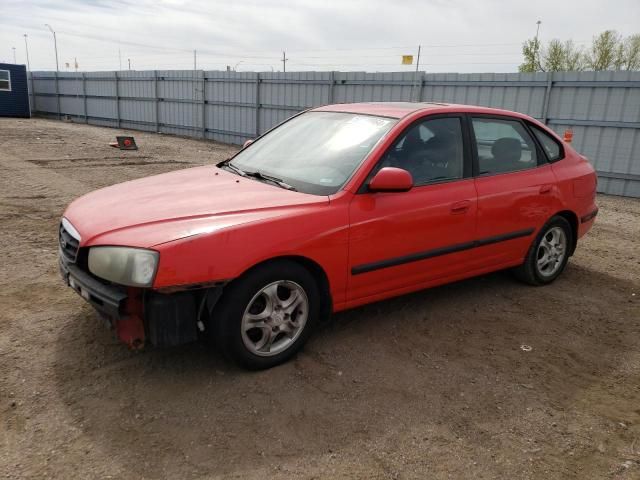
[0,63,30,118]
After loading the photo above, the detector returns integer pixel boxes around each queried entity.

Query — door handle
[539,184,553,194]
[450,200,471,214]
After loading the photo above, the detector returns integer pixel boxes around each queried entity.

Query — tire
[513,216,573,286]
[209,260,320,370]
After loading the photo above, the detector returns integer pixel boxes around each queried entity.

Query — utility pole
[193,49,197,70]
[412,44,422,101]
[74,57,78,72]
[282,51,287,72]
[534,20,542,70]
[12,47,16,64]
[44,24,60,71]
[119,48,122,71]
[23,34,31,71]
[128,58,131,70]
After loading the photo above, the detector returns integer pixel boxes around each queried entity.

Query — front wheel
[209,260,320,369]
[513,216,573,286]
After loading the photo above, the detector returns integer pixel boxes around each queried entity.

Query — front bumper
[59,250,204,348]
[59,253,128,320]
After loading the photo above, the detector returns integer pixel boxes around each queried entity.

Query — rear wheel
[513,216,572,286]
[209,260,320,369]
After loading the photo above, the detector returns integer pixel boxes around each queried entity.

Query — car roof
[312,102,530,120]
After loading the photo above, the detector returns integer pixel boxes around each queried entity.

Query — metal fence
[28,70,640,197]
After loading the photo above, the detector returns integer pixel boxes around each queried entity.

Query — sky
[1,0,639,73]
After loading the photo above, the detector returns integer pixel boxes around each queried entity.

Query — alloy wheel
[536,226,567,277]
[240,280,309,357]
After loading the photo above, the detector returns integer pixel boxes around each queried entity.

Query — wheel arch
[236,255,333,320]
[553,210,579,255]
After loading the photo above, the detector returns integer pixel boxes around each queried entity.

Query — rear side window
[471,117,537,175]
[531,125,563,161]
[0,70,10,91]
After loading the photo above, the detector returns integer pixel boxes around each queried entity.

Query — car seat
[490,137,522,173]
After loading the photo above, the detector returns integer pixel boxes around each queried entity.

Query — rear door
[469,115,559,268]
[347,114,478,302]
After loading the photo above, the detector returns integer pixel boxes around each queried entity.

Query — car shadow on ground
[52,263,640,478]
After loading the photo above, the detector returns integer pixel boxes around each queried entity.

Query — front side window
[0,70,10,91]
[374,116,464,186]
[531,124,563,161]
[230,111,397,195]
[472,117,538,175]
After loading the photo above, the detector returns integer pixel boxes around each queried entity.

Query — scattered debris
[520,344,533,352]
[109,136,138,150]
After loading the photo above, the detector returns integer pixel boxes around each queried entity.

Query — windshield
[228,111,397,195]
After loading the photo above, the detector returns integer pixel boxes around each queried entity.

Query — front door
[347,115,478,303]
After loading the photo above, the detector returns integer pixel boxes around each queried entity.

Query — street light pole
[23,34,31,71]
[45,24,61,119]
[534,20,542,70]
[24,34,33,114]
[44,24,60,71]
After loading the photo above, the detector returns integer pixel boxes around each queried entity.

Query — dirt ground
[1,117,639,479]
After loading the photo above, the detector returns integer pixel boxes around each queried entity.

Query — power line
[289,61,523,66]
[10,24,557,59]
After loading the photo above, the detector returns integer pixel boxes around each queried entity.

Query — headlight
[88,247,159,287]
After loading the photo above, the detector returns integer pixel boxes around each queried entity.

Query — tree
[586,30,622,70]
[621,34,640,70]
[563,41,585,71]
[520,38,586,72]
[519,38,542,73]
[519,30,640,72]
[543,39,565,71]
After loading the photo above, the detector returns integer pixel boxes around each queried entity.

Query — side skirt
[336,258,524,312]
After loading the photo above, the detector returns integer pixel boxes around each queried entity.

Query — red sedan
[59,102,598,369]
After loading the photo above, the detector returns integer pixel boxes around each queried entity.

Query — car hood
[64,165,328,248]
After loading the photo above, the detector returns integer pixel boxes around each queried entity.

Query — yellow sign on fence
[402,55,414,65]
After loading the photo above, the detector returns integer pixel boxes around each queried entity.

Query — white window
[0,70,11,91]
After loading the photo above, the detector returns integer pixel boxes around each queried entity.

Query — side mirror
[368,167,413,193]
[242,139,254,149]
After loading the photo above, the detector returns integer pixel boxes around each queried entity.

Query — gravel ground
[1,117,639,479]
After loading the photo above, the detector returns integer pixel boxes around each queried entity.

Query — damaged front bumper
[59,255,128,319]
[59,253,147,348]
[59,251,223,349]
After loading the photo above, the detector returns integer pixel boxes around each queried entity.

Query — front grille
[59,222,80,263]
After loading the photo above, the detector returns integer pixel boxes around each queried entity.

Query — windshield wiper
[220,161,248,177]
[217,160,296,191]
[244,170,297,191]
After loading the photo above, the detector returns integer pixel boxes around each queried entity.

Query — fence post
[115,71,120,128]
[255,72,261,138]
[54,70,61,120]
[82,72,88,123]
[542,72,553,124]
[328,71,335,104]
[29,71,35,115]
[418,72,425,102]
[154,70,160,133]
[202,70,206,139]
